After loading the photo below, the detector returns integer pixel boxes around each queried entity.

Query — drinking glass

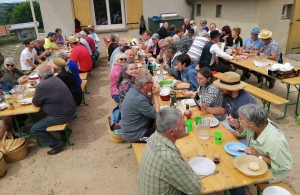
[260,53,267,66]
[198,118,210,140]
[250,50,256,61]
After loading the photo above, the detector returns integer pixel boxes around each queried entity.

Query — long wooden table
[227,57,300,120]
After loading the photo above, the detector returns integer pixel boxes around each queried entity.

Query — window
[196,4,201,16]
[216,5,222,18]
[282,4,293,19]
[91,0,126,30]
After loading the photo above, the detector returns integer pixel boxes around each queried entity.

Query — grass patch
[0,36,22,46]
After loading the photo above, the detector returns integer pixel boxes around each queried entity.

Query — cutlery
[198,170,219,179]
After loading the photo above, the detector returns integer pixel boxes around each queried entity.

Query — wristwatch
[258,154,263,160]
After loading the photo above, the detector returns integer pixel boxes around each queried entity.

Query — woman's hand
[226,114,240,128]
[244,147,259,157]
[184,90,196,98]
[199,103,207,111]
[223,35,228,41]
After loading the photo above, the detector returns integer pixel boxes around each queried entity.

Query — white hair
[113,52,127,65]
[4,57,15,64]
[79,31,87,36]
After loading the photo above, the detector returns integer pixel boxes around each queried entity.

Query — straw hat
[67,36,79,44]
[213,72,246,91]
[87,25,94,30]
[49,57,66,69]
[258,29,272,39]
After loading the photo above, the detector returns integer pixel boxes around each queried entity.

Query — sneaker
[47,142,66,155]
[268,79,275,89]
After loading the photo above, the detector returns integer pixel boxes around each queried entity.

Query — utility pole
[29,0,39,38]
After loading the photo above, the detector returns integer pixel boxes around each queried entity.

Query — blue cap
[251,28,260,34]
[151,33,160,39]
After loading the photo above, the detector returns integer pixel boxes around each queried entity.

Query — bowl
[160,94,170,101]
[263,186,291,195]
[234,155,268,177]
[159,80,173,87]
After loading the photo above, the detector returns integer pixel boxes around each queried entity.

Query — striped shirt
[138,132,201,195]
[187,37,209,62]
[261,39,280,61]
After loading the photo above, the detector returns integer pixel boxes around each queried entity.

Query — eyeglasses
[6,64,14,67]
[159,45,166,49]
[119,58,127,61]
[190,23,194,25]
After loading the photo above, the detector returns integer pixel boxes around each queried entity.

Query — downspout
[185,0,194,20]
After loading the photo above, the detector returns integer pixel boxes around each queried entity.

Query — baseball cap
[251,28,260,34]
[46,32,55,38]
[151,33,160,39]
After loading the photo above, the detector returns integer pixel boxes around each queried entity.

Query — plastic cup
[195,116,202,126]
[214,131,222,145]
[186,119,193,133]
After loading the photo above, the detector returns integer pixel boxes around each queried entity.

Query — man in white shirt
[139,30,153,53]
[199,30,233,72]
[20,39,43,74]
[207,23,220,35]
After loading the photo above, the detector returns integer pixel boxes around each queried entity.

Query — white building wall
[194,0,293,54]
[39,0,74,38]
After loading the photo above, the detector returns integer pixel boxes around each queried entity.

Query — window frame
[282,4,293,20]
[90,0,127,30]
[216,5,222,18]
[196,4,201,16]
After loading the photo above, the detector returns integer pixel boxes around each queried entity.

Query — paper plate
[205,117,219,127]
[263,186,291,195]
[188,157,216,175]
[0,103,7,110]
[19,98,32,105]
[156,70,168,75]
[224,142,247,156]
[181,99,196,107]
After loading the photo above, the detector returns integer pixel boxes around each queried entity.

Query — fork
[198,170,219,179]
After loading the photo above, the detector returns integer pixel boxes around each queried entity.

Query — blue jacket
[181,62,199,91]
[0,81,15,93]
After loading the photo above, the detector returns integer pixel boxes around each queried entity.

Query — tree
[9,1,43,29]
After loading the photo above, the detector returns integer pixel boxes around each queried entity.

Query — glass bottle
[148,61,153,76]
[184,104,192,119]
[5,92,14,110]
[169,90,176,107]
[278,53,283,64]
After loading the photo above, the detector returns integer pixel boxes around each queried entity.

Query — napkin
[271,63,294,71]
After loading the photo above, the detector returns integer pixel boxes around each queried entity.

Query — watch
[258,154,263,160]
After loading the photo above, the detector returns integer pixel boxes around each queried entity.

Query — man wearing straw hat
[256,29,279,89]
[200,72,256,132]
[68,36,93,72]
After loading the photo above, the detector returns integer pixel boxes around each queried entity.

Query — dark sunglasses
[6,64,14,67]
[119,58,127,61]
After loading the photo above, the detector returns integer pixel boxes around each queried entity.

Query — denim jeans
[229,187,247,195]
[31,115,73,148]
[112,95,120,103]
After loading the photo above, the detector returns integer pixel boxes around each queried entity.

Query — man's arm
[210,44,233,60]
[34,54,43,65]
[200,104,226,116]
[32,86,45,107]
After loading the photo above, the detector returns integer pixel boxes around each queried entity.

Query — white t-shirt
[20,47,37,70]
[145,38,154,47]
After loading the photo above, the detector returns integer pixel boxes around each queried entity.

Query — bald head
[37,64,53,80]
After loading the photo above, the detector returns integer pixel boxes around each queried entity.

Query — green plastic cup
[186,119,193,132]
[214,131,222,145]
[195,116,202,126]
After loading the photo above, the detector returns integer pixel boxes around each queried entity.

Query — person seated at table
[44,32,58,51]
[121,71,160,142]
[68,36,93,73]
[242,28,263,53]
[186,67,223,108]
[187,30,209,64]
[182,18,191,33]
[156,39,169,65]
[199,30,232,73]
[0,69,16,92]
[176,29,194,54]
[176,53,199,91]
[157,22,169,40]
[172,28,182,44]
[125,49,135,61]
[20,39,43,75]
[54,52,82,85]
[165,37,174,44]
[228,27,243,48]
[110,40,129,72]
[139,30,153,52]
[229,104,292,195]
[34,38,50,65]
[86,26,100,49]
[74,33,92,56]
[207,23,220,35]
[50,57,82,106]
[138,107,201,195]
[148,33,160,58]
[189,20,199,37]
[117,60,138,110]
[200,72,257,132]
[164,43,182,80]
[220,25,231,43]
[108,33,119,61]
[2,57,28,85]
[31,64,76,155]
[256,29,279,89]
[199,19,209,32]
[55,28,65,47]
[110,53,127,103]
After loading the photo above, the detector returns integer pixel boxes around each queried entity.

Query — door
[286,0,300,54]
[72,0,93,27]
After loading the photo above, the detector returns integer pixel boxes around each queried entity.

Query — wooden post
[29,0,39,38]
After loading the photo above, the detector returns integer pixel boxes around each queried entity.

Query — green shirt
[237,120,292,183]
[44,38,57,50]
[138,132,201,195]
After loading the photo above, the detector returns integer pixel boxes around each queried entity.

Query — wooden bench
[79,72,88,80]
[213,72,289,113]
[81,80,89,106]
[132,143,146,164]
[37,123,73,147]
[256,181,296,195]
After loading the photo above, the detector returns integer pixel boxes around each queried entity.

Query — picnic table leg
[85,86,90,94]
[259,77,268,88]
[276,83,300,120]
[59,127,73,146]
[13,115,32,137]
[223,190,228,195]
[82,93,88,106]
[261,100,271,114]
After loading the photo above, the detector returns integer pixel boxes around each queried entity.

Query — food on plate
[175,82,190,89]
[210,119,216,125]
[248,162,260,171]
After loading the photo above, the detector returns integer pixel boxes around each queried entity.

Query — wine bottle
[278,53,283,64]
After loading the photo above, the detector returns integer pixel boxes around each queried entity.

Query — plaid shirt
[138,132,201,195]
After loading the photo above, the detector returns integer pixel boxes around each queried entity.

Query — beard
[222,91,232,98]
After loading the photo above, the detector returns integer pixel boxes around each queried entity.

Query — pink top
[110,64,122,95]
